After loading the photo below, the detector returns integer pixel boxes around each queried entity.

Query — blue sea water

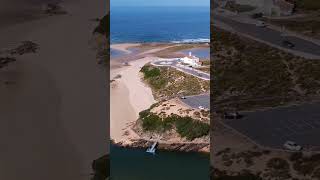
[110,6,210,43]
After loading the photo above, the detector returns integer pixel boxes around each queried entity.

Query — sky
[111,0,209,7]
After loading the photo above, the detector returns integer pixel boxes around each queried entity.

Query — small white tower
[189,52,192,57]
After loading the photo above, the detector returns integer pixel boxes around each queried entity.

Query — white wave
[171,38,210,43]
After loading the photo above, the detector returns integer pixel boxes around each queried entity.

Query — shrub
[140,65,161,78]
[175,116,210,140]
[141,113,162,131]
[139,109,150,119]
[139,112,209,139]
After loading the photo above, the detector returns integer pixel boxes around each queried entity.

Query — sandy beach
[111,43,139,53]
[110,56,156,143]
[0,0,108,180]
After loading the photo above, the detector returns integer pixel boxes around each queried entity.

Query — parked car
[256,21,267,27]
[198,106,205,110]
[283,141,302,151]
[282,40,295,48]
[224,112,242,119]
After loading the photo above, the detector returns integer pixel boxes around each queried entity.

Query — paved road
[181,94,210,110]
[152,59,210,80]
[223,103,320,149]
[214,13,320,57]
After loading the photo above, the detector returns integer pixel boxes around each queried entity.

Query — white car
[198,106,205,110]
[283,141,302,151]
[256,21,267,27]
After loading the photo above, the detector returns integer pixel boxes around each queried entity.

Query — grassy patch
[174,116,210,140]
[140,64,209,99]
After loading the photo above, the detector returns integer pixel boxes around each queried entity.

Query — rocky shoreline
[113,139,209,153]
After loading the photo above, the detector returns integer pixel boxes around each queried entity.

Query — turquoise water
[110,145,210,180]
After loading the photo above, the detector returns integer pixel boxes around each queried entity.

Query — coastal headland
[110,43,210,153]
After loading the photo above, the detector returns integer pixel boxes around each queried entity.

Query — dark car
[282,40,295,48]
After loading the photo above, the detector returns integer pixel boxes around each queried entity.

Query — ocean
[110,6,210,43]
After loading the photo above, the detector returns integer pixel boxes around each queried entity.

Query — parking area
[223,103,320,149]
[181,94,210,110]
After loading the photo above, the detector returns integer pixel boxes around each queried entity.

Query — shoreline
[110,43,210,153]
[111,140,210,154]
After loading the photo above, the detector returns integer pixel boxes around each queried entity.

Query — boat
[146,142,157,154]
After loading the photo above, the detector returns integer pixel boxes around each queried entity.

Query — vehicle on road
[224,112,242,119]
[283,141,302,151]
[282,40,295,48]
[180,96,186,99]
[198,106,205,110]
[256,21,267,27]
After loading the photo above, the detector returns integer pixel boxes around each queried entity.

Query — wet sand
[0,0,108,179]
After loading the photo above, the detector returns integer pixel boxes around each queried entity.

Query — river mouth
[110,144,210,180]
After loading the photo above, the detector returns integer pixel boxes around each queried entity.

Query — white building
[179,52,202,67]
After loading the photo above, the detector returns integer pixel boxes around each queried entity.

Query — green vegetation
[140,65,161,78]
[140,64,167,89]
[212,28,320,111]
[139,109,209,140]
[175,116,210,140]
[140,64,209,99]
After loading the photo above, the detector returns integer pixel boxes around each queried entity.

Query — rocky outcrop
[114,139,209,153]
